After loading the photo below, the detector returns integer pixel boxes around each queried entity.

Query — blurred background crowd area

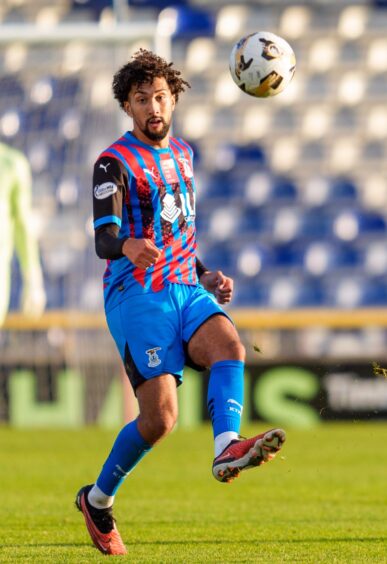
[2,0,387,312]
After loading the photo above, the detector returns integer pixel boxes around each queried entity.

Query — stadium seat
[214,142,266,172]
[362,141,385,160]
[198,241,236,274]
[300,142,325,162]
[303,241,360,276]
[267,275,324,308]
[0,74,25,103]
[333,209,387,241]
[54,76,81,99]
[236,243,274,277]
[324,276,387,307]
[333,106,358,130]
[4,1,387,312]
[129,0,187,7]
[271,207,333,242]
[244,173,298,208]
[231,277,269,307]
[271,242,304,269]
[363,241,387,275]
[305,73,329,99]
[158,6,216,39]
[70,0,112,21]
[328,176,358,204]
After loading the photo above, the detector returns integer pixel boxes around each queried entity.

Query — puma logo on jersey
[99,162,111,173]
[144,167,158,179]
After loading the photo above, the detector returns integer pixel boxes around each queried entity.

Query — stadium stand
[1,0,387,310]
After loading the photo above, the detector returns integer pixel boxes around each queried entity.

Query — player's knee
[139,410,177,444]
[224,338,246,362]
[155,411,177,438]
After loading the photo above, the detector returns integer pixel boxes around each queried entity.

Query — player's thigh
[106,290,185,390]
[187,313,245,368]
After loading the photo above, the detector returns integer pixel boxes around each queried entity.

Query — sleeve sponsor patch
[94,182,118,199]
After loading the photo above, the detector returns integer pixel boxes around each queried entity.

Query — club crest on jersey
[161,193,181,223]
[178,157,193,178]
[94,182,117,199]
[146,347,162,368]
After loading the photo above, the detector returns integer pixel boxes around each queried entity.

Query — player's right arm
[93,157,160,269]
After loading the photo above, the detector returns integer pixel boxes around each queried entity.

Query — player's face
[124,77,176,147]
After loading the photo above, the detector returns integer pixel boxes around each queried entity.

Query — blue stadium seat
[272,242,304,269]
[270,207,332,242]
[371,0,387,9]
[300,142,325,162]
[232,277,269,307]
[305,73,329,99]
[235,243,274,277]
[70,0,112,20]
[267,275,324,308]
[303,241,361,276]
[166,6,216,39]
[363,141,385,160]
[215,142,266,171]
[54,76,81,99]
[272,176,298,201]
[329,177,358,202]
[129,0,187,7]
[341,210,387,235]
[199,241,236,274]
[324,276,387,307]
[24,105,62,132]
[366,74,387,97]
[205,171,235,198]
[334,107,358,130]
[0,75,25,103]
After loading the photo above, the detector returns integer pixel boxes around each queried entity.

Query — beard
[142,117,171,142]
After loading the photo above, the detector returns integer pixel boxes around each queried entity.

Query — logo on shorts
[146,347,162,368]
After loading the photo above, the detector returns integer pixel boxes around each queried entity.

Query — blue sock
[96,419,152,496]
[207,360,244,437]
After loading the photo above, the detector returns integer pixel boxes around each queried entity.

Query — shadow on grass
[1,537,386,549]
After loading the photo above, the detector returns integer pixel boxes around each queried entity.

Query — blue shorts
[106,283,230,391]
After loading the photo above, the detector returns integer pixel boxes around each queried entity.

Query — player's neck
[130,129,170,150]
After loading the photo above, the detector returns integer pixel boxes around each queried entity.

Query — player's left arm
[196,258,233,304]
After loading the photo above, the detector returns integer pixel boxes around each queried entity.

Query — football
[229,31,296,98]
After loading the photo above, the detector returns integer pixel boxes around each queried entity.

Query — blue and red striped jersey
[93,131,198,311]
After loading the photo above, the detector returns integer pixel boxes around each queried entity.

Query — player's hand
[122,238,161,270]
[199,270,233,304]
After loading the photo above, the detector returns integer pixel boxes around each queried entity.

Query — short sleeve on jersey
[93,156,126,229]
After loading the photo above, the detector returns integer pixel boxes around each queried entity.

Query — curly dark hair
[112,49,191,109]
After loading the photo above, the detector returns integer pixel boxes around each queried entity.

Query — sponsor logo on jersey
[94,182,117,199]
[146,347,162,368]
[160,158,179,184]
[179,193,195,221]
[161,193,181,223]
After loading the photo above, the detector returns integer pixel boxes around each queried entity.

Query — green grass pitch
[0,423,386,563]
